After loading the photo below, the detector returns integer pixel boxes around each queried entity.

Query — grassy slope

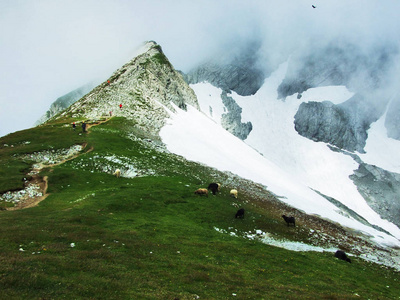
[0,117,399,299]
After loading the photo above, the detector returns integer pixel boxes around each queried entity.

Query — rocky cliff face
[59,41,199,136]
[294,101,364,152]
[220,92,253,140]
[350,160,400,229]
[294,94,386,153]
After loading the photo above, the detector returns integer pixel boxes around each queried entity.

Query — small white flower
[70,243,75,248]
[19,248,25,252]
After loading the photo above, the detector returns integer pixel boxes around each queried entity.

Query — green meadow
[0,117,399,299]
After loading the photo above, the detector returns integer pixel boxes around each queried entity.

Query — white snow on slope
[159,63,400,247]
[359,110,400,174]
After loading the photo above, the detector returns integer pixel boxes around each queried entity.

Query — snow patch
[359,110,400,174]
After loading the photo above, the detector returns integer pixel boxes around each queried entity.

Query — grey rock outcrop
[58,41,199,136]
[220,92,252,140]
[350,162,400,228]
[294,94,386,153]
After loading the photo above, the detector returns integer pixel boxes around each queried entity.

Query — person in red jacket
[119,104,122,110]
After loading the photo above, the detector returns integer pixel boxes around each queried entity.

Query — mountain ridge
[52,41,199,136]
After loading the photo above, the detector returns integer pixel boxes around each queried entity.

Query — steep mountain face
[35,83,95,125]
[57,41,199,136]
[185,40,399,152]
[351,160,400,228]
[294,94,386,153]
[183,41,267,140]
[178,41,400,245]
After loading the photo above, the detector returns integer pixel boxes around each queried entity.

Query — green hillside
[0,117,399,299]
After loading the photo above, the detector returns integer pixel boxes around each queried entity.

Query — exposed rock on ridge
[294,94,385,153]
[59,41,199,136]
[220,92,252,140]
[351,161,400,229]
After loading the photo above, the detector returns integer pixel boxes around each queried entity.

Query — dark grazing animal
[207,183,220,195]
[282,215,295,226]
[235,208,245,219]
[334,250,351,263]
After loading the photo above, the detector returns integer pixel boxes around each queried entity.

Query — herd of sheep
[194,181,352,263]
[113,170,352,263]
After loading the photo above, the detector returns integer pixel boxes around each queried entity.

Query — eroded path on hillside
[1,118,109,210]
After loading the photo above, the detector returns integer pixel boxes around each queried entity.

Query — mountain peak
[58,41,199,136]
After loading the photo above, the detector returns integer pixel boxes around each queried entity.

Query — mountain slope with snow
[160,60,400,248]
[35,40,400,250]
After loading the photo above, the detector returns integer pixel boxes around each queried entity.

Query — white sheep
[113,169,121,178]
[194,188,208,197]
[230,189,238,198]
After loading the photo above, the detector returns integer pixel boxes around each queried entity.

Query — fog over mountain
[1,0,400,137]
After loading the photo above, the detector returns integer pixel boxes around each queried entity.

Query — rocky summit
[58,41,199,136]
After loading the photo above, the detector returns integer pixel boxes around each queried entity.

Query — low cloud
[1,0,399,136]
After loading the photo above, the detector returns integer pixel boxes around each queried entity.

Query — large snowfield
[160,62,400,248]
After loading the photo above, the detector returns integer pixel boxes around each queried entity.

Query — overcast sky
[1,0,400,137]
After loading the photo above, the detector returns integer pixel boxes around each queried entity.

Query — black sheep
[334,250,352,263]
[282,215,295,226]
[207,183,220,195]
[235,208,245,219]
